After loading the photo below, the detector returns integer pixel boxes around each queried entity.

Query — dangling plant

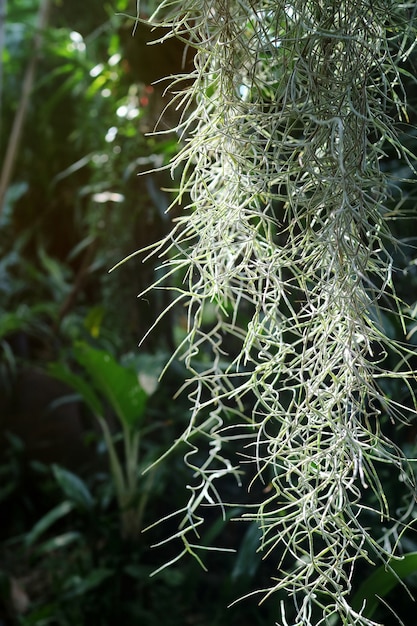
[126,1,417,624]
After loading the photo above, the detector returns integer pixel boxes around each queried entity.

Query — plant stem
[0,0,51,215]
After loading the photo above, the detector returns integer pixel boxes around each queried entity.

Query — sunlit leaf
[48,361,104,417]
[73,342,148,428]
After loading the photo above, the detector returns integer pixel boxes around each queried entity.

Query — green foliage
[25,500,77,548]
[1,0,178,352]
[0,2,193,623]
[49,342,148,428]
[73,342,148,428]
[49,341,151,539]
[352,553,417,620]
[51,465,95,512]
[0,356,276,626]
[0,347,184,625]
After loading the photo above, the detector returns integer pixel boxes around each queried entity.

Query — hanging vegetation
[134,1,417,624]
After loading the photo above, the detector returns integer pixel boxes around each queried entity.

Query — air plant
[128,1,417,624]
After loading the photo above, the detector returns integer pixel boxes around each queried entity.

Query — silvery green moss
[132,2,417,624]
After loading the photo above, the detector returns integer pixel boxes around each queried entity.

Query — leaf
[351,552,417,618]
[0,182,28,227]
[36,531,81,555]
[0,311,29,339]
[231,521,263,581]
[25,501,74,547]
[124,351,167,395]
[84,306,104,339]
[48,361,103,417]
[52,465,94,511]
[63,568,113,597]
[37,246,70,293]
[73,342,148,428]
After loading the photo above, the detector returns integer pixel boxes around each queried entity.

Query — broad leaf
[48,361,103,416]
[25,501,74,547]
[73,342,148,428]
[52,464,94,511]
[352,552,417,618]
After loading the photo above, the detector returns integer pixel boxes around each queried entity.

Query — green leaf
[84,306,104,339]
[231,521,263,581]
[63,568,113,597]
[37,531,81,555]
[73,342,148,428]
[37,246,70,291]
[52,465,94,511]
[0,311,29,339]
[25,501,74,547]
[351,552,417,618]
[48,361,103,416]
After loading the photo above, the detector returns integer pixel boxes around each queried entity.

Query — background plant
[0,1,196,623]
[0,0,179,353]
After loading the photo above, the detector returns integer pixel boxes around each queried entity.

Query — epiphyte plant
[130,1,417,624]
